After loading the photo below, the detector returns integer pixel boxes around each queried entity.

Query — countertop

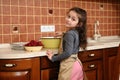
[0,36,120,59]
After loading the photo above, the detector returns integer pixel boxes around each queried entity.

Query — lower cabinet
[103,47,118,80]
[40,49,103,80]
[40,47,117,80]
[0,58,40,80]
[118,62,120,80]
[41,68,59,80]
[0,47,118,80]
[40,56,59,80]
[78,49,103,80]
[83,60,103,80]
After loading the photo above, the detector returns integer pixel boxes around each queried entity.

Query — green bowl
[40,37,61,49]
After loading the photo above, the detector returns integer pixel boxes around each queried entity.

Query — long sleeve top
[51,29,80,62]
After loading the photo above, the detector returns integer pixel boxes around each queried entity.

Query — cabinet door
[0,58,40,80]
[119,63,120,80]
[0,71,30,80]
[103,47,118,80]
[40,56,59,69]
[83,60,103,80]
[0,59,31,80]
[41,68,59,80]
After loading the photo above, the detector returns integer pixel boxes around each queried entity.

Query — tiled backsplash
[0,0,120,43]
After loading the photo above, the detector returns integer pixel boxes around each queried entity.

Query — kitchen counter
[0,36,120,59]
[0,44,58,59]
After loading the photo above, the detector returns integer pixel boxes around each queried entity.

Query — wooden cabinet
[0,47,119,80]
[103,47,118,80]
[0,58,40,80]
[118,48,120,80]
[40,49,103,80]
[83,60,102,80]
[41,68,59,80]
[78,50,103,80]
[40,56,59,80]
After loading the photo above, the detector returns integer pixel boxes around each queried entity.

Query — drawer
[40,56,60,69]
[0,59,32,71]
[78,50,103,62]
[105,47,118,56]
[83,60,102,71]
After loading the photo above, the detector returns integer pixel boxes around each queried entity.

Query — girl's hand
[46,50,54,60]
[54,32,63,37]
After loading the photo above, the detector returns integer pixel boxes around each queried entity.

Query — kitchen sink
[87,36,120,46]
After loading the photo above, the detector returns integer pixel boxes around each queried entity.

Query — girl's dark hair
[68,7,87,50]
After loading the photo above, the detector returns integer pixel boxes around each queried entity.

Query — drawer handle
[88,54,95,57]
[88,64,95,68]
[4,64,16,68]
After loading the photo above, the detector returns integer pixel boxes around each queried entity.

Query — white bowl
[24,46,43,52]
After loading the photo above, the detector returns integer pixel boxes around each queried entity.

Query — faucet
[93,20,101,40]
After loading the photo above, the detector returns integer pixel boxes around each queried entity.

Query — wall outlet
[41,25,55,32]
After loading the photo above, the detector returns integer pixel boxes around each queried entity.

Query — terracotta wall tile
[19,0,27,6]
[2,16,10,24]
[34,0,41,7]
[48,0,53,8]
[12,34,19,42]
[34,16,41,24]
[3,35,12,43]
[60,9,66,16]
[48,16,53,24]
[19,25,27,33]
[65,1,71,8]
[3,25,11,34]
[11,16,19,24]
[41,8,48,16]
[0,25,2,34]
[19,7,26,15]
[28,34,34,41]
[54,9,60,16]
[27,16,34,24]
[54,17,60,24]
[0,16,1,24]
[11,6,19,15]
[26,0,34,6]
[2,0,10,5]
[41,0,47,7]
[34,8,41,15]
[0,35,2,43]
[27,7,34,15]
[35,25,41,33]
[0,0,119,43]
[54,1,59,8]
[2,6,10,15]
[41,16,47,24]
[19,16,27,24]
[27,25,35,33]
[59,1,66,8]
[35,33,42,40]
[11,0,19,5]
[20,34,27,42]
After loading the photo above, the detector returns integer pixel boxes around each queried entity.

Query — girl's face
[65,10,79,28]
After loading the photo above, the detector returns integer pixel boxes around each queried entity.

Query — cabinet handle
[88,54,95,57]
[88,64,95,68]
[4,64,16,68]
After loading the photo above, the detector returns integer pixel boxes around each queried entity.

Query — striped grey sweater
[51,29,80,62]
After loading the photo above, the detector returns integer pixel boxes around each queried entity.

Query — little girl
[46,7,87,80]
